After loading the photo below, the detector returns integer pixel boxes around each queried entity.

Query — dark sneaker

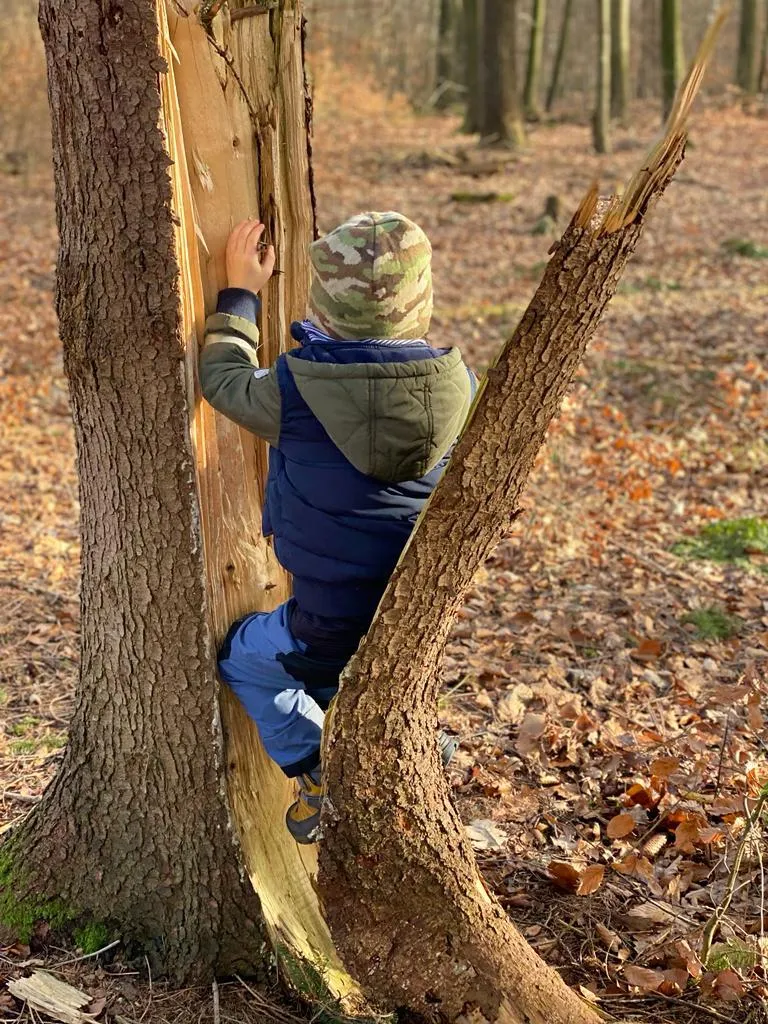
[286,768,323,845]
[439,729,460,766]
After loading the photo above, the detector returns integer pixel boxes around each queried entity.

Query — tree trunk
[435,0,462,108]
[594,0,612,152]
[610,0,631,122]
[524,0,547,119]
[661,0,684,119]
[479,0,526,145]
[318,11,728,1015]
[761,0,768,92]
[316,13,729,1007]
[0,0,354,1001]
[461,0,482,131]
[736,0,760,93]
[545,0,574,112]
[637,0,659,99]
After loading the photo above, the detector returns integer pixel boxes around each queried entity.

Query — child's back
[200,212,473,841]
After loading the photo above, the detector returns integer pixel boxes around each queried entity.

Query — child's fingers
[243,221,266,253]
[262,244,276,276]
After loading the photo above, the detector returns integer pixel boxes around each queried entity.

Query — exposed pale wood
[8,972,91,1024]
[158,0,357,1005]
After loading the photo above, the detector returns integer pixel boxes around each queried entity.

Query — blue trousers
[217,601,338,777]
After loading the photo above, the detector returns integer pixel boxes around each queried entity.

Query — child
[200,212,474,843]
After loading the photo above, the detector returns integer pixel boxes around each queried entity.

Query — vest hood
[284,345,471,483]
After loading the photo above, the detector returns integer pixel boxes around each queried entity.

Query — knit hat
[307,211,433,340]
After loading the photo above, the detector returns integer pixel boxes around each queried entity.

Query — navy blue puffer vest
[263,333,454,621]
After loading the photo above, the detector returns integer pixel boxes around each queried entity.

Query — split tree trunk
[545,0,574,112]
[0,0,354,1000]
[661,0,684,119]
[594,0,612,152]
[736,0,760,93]
[610,0,631,122]
[523,0,547,119]
[479,0,526,145]
[318,12,727,1015]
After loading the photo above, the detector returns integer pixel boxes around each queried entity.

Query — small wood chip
[8,970,93,1024]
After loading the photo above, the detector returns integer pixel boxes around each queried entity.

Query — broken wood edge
[598,3,730,235]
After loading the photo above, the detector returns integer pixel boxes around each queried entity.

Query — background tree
[479,0,526,145]
[435,0,463,108]
[610,0,631,122]
[736,0,761,93]
[661,0,685,119]
[594,0,612,152]
[545,0,575,111]
[461,0,482,130]
[524,0,548,119]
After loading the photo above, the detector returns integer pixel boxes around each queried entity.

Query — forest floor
[1,58,768,1024]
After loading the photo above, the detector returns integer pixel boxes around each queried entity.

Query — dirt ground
[1,58,768,1024]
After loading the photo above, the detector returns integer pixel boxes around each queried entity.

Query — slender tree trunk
[736,0,760,93]
[761,0,768,92]
[461,0,482,131]
[319,73,698,1016]
[594,0,612,152]
[479,0,526,145]
[0,0,354,1002]
[661,0,684,119]
[524,0,547,119]
[435,0,461,108]
[610,0,631,122]
[637,0,659,99]
[545,0,574,112]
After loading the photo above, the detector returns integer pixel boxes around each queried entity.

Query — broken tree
[0,0,727,1020]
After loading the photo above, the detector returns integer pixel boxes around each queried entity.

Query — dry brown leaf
[649,756,680,778]
[713,968,746,1002]
[632,638,663,662]
[607,812,636,839]
[547,860,604,895]
[515,712,546,755]
[623,965,664,992]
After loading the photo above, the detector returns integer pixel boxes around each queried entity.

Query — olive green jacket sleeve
[198,312,282,447]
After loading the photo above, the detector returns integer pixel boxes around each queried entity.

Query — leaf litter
[1,50,768,1024]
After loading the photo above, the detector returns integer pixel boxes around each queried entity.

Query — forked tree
[0,0,726,1021]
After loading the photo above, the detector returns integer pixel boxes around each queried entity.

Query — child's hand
[225,219,275,294]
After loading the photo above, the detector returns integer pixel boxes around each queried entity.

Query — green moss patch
[681,606,742,641]
[672,517,768,574]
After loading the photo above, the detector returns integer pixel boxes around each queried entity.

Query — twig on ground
[700,785,768,965]
[52,939,121,967]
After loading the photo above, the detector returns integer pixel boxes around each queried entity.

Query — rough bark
[317,22,722,1015]
[736,0,760,93]
[545,0,574,112]
[661,0,684,119]
[461,0,482,131]
[479,0,526,145]
[610,0,631,122]
[1,0,266,980]
[524,0,547,119]
[594,0,612,152]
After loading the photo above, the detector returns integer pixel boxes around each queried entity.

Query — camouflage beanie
[307,211,433,340]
